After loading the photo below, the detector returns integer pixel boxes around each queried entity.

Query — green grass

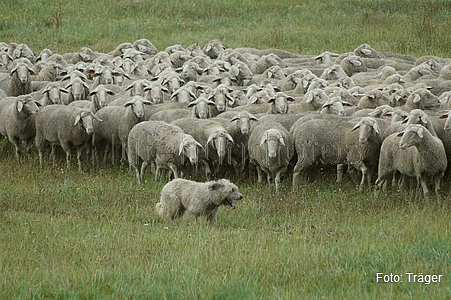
[2,0,451,57]
[2,0,451,298]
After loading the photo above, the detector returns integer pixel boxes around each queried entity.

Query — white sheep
[35,105,102,172]
[376,124,447,198]
[127,120,203,184]
[0,61,35,96]
[171,118,235,179]
[0,95,41,161]
[93,95,152,164]
[39,82,69,105]
[69,84,115,113]
[248,121,293,192]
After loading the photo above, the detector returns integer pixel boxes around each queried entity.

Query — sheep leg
[167,162,178,179]
[51,144,58,167]
[76,146,85,173]
[336,163,344,183]
[434,173,444,193]
[255,165,264,184]
[9,137,21,162]
[140,161,149,182]
[358,163,368,192]
[419,176,430,199]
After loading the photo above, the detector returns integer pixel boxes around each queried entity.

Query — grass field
[2,0,451,299]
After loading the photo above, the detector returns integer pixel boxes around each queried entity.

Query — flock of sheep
[1,39,451,198]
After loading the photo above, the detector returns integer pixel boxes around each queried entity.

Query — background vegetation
[1,0,451,298]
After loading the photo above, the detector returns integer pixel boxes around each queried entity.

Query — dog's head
[208,179,243,209]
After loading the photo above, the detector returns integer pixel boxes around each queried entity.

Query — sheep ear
[305,92,314,103]
[178,141,185,155]
[417,127,424,138]
[187,101,196,107]
[226,133,234,144]
[124,101,134,107]
[278,137,285,146]
[249,114,259,121]
[268,98,275,104]
[74,114,81,125]
[17,101,24,112]
[207,133,215,146]
[420,115,428,124]
[372,121,380,134]
[230,116,239,122]
[195,141,203,149]
[59,87,69,94]
[351,124,360,132]
[439,114,449,119]
[259,134,267,146]
[413,93,421,103]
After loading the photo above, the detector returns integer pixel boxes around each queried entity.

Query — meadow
[1,0,451,298]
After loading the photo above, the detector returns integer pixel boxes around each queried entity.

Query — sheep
[0,95,41,161]
[171,118,235,179]
[248,53,281,74]
[36,48,54,63]
[261,65,286,80]
[31,60,61,82]
[340,55,367,77]
[346,117,383,191]
[227,61,254,86]
[127,120,203,184]
[188,96,216,119]
[35,105,102,172]
[314,51,340,65]
[93,95,152,164]
[319,64,348,81]
[0,61,35,96]
[68,84,115,113]
[123,79,152,97]
[89,65,122,87]
[178,61,204,82]
[291,117,355,187]
[142,82,170,104]
[376,124,447,198]
[320,96,353,116]
[63,76,90,104]
[248,121,294,192]
[214,110,259,173]
[133,38,158,57]
[289,88,328,113]
[169,86,197,104]
[12,43,36,63]
[207,84,235,117]
[39,82,69,105]
[170,50,193,68]
[156,178,243,226]
[267,92,296,114]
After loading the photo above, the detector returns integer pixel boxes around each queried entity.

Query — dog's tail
[155,202,165,217]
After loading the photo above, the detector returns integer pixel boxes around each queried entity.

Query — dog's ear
[209,182,223,190]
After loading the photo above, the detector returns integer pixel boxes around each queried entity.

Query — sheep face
[207,131,234,159]
[11,63,33,83]
[75,111,100,135]
[144,83,169,104]
[188,97,215,119]
[178,135,203,165]
[125,96,152,119]
[259,129,285,158]
[398,125,424,150]
[231,112,258,135]
[351,118,380,144]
